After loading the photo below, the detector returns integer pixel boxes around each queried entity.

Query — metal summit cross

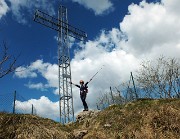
[34,5,87,123]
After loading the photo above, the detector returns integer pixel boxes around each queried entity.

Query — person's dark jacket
[75,82,88,95]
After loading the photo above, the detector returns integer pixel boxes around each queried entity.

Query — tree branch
[0,42,20,78]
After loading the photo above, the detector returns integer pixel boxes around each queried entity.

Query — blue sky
[0,0,180,121]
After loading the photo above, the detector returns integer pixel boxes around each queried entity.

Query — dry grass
[73,98,180,139]
[0,113,69,139]
[0,98,180,139]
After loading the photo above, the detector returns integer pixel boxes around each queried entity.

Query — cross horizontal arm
[34,10,87,41]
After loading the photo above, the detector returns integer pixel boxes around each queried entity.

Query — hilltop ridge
[0,113,69,139]
[0,98,180,139]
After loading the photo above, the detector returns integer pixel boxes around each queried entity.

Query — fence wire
[96,70,180,110]
[0,91,36,115]
[0,93,14,113]
[96,72,140,110]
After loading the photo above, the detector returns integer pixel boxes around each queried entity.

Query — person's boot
[83,108,88,111]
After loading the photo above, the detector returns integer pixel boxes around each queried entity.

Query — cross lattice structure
[34,5,87,123]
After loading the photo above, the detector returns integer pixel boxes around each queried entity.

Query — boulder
[76,110,100,123]
[73,129,88,139]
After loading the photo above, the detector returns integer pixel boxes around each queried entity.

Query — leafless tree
[136,56,180,98]
[96,92,110,110]
[96,87,125,110]
[0,41,19,78]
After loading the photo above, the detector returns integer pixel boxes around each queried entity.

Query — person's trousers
[80,94,88,110]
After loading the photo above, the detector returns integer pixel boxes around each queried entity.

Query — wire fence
[0,91,36,115]
[96,72,138,109]
[96,71,180,110]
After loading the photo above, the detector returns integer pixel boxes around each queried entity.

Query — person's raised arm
[70,81,80,88]
[85,82,89,87]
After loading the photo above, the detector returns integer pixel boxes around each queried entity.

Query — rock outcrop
[76,110,100,123]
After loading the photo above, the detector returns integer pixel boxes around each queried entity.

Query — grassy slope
[69,98,180,139]
[0,113,69,139]
[0,99,180,139]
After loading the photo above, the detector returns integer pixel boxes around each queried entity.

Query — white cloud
[14,59,58,93]
[72,0,114,15]
[7,0,55,24]
[25,82,49,91]
[30,60,58,88]
[54,36,75,49]
[162,0,180,14]
[15,66,37,78]
[15,96,59,120]
[120,0,180,56]
[0,0,9,19]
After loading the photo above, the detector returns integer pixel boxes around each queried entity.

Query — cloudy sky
[0,0,180,121]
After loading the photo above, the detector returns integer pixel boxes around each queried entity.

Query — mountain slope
[0,113,69,139]
[0,98,180,139]
[70,98,180,139]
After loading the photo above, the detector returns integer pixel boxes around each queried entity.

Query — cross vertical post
[58,5,73,124]
[34,5,87,123]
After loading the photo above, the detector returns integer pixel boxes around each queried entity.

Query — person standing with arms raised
[70,66,104,111]
[70,80,89,111]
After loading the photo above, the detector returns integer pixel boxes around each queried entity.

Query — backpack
[84,86,88,93]
[80,86,88,94]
